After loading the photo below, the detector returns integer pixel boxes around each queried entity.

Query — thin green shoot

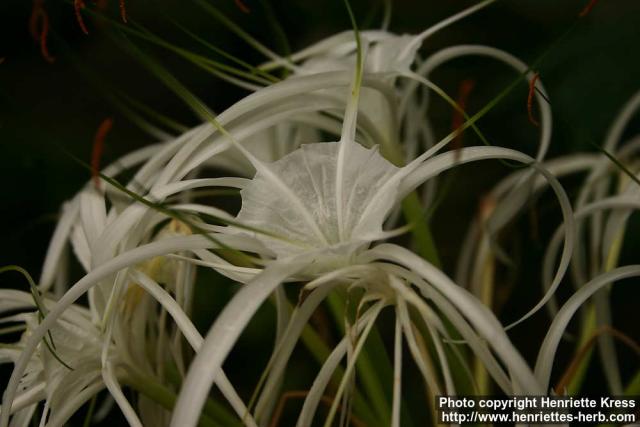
[0,265,73,370]
[116,90,190,133]
[257,0,293,78]
[68,2,273,88]
[82,395,97,427]
[51,30,189,137]
[129,21,275,86]
[168,18,279,83]
[190,0,291,66]
[61,149,258,266]
[327,291,391,425]
[531,85,640,188]
[343,0,363,101]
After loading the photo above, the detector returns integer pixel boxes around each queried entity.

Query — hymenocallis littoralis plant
[1,0,639,426]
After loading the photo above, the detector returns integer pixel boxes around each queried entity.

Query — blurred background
[0,0,639,424]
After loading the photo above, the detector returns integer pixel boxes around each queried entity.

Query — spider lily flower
[2,204,257,426]
[453,88,640,398]
[0,290,107,427]
[170,137,576,426]
[538,89,640,395]
[162,9,578,427]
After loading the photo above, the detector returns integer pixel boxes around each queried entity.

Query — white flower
[166,4,578,426]
[0,290,106,427]
[1,216,257,427]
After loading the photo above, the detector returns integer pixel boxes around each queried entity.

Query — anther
[527,72,540,127]
[91,118,114,189]
[74,0,90,35]
[451,78,475,152]
[579,0,599,17]
[120,0,128,23]
[235,0,251,13]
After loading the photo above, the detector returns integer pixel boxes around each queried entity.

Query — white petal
[170,257,312,427]
[534,265,640,391]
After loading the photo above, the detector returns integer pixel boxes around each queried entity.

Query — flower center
[236,141,400,267]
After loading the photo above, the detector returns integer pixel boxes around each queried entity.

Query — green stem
[401,194,441,266]
[624,370,640,394]
[474,250,494,394]
[82,396,97,427]
[567,305,596,395]
[123,370,223,427]
[568,218,625,395]
[326,292,391,426]
[379,111,441,266]
[298,309,382,427]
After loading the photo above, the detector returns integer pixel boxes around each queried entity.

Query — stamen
[479,194,496,224]
[29,0,55,63]
[235,0,251,13]
[120,0,128,23]
[554,325,640,394]
[579,0,599,17]
[39,12,55,63]
[74,0,90,35]
[91,118,113,189]
[451,78,475,152]
[527,72,540,127]
[34,9,55,63]
[29,0,45,41]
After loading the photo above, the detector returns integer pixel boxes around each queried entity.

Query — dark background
[1,0,639,425]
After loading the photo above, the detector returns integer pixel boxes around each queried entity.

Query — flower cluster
[2,1,639,426]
